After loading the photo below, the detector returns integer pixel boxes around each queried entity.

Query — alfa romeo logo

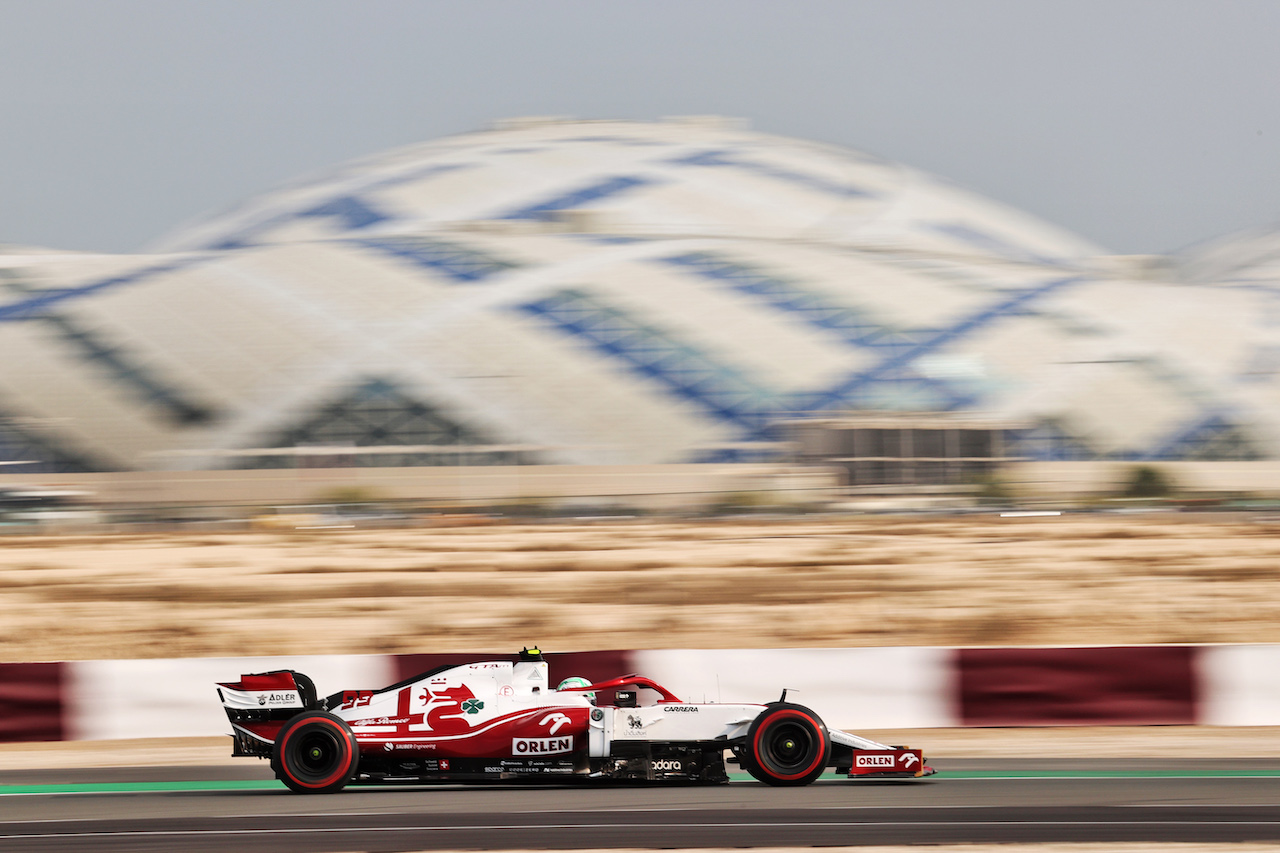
[462,699,484,714]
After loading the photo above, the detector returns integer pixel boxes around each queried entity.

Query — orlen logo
[513,737,573,755]
[856,754,896,768]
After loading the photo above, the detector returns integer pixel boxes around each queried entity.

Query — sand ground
[2,512,1279,662]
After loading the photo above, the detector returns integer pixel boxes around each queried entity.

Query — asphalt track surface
[4,760,1280,851]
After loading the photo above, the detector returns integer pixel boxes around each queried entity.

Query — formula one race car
[217,648,934,793]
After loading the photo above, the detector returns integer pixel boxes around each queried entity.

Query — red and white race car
[217,648,934,793]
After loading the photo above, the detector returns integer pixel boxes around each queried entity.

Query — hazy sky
[2,0,1278,256]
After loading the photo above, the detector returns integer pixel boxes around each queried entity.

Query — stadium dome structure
[0,116,1277,474]
[1175,224,1280,287]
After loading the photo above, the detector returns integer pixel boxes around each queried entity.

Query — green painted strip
[6,768,1280,795]
[0,779,283,795]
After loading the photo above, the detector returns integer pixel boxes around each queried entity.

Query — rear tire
[274,711,358,794]
[743,703,830,786]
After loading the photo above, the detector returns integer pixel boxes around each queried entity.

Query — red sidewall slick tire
[274,712,359,794]
[744,704,830,787]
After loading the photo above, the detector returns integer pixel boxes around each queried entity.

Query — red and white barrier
[1198,644,1280,726]
[955,645,1197,727]
[4,645,1280,744]
[632,647,957,730]
[64,655,395,741]
[0,662,65,742]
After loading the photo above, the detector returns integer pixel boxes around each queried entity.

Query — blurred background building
[1,117,1278,504]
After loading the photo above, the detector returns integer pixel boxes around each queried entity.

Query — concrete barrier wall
[0,464,835,510]
[4,645,1280,744]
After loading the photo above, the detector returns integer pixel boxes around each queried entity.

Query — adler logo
[856,754,896,768]
[513,737,572,755]
[257,692,296,706]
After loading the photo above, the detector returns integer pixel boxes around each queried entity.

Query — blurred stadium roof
[0,117,1275,472]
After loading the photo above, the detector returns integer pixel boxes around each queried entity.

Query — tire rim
[294,729,342,780]
[761,721,814,773]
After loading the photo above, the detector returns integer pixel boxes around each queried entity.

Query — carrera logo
[664,706,699,713]
[513,737,573,755]
[856,754,896,768]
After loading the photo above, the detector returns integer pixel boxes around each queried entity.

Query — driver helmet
[557,676,596,704]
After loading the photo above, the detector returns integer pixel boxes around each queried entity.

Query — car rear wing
[216,670,320,757]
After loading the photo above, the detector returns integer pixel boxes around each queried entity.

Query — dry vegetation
[3,513,1280,662]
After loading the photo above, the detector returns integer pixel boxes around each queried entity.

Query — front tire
[274,712,359,794]
[743,703,830,786]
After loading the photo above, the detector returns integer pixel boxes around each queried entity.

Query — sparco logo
[513,737,572,755]
[856,754,896,768]
[664,706,699,713]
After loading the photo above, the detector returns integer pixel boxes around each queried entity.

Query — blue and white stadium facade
[0,117,1276,473]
